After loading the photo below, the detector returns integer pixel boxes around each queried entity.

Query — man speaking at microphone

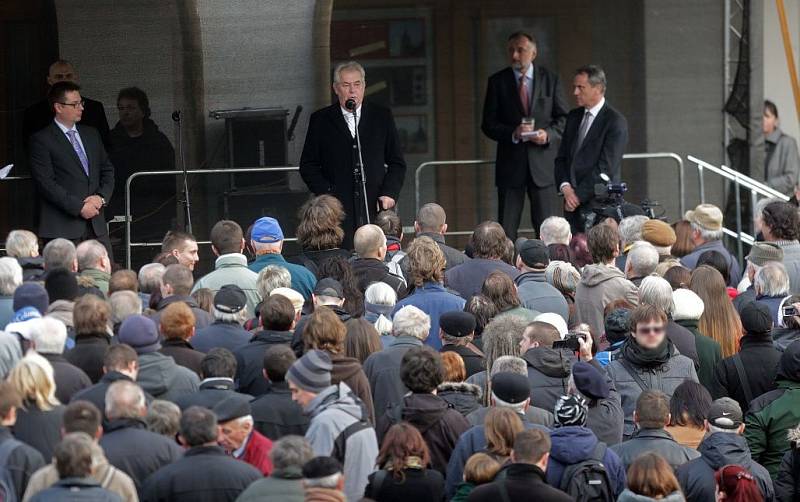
[300,61,407,248]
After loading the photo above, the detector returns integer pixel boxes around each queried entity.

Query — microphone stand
[172,111,192,234]
[351,106,371,226]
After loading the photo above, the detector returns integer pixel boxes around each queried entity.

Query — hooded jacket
[617,489,685,502]
[546,425,627,498]
[522,347,573,413]
[436,382,482,416]
[676,432,774,502]
[611,427,700,470]
[466,463,573,502]
[363,335,422,416]
[775,424,800,501]
[575,263,639,336]
[304,382,378,502]
[376,393,470,475]
[136,351,199,402]
[514,270,570,322]
[712,333,781,414]
[328,352,375,424]
[192,254,261,318]
[235,465,304,502]
[746,340,800,477]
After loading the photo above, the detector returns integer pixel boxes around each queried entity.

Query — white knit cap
[534,312,569,339]
[672,288,705,321]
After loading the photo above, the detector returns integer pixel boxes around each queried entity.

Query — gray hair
[618,216,649,246]
[270,435,314,472]
[138,263,165,295]
[257,265,292,298]
[5,230,39,258]
[76,240,107,271]
[105,380,146,420]
[30,317,67,355]
[0,257,22,296]
[482,315,529,374]
[627,241,659,278]
[365,281,397,306]
[43,238,76,271]
[576,64,607,91]
[213,307,249,325]
[490,393,529,414]
[145,400,182,438]
[690,221,724,242]
[333,61,365,84]
[392,305,430,341]
[490,356,527,377]
[639,275,675,315]
[755,261,791,297]
[109,291,143,325]
[539,216,571,246]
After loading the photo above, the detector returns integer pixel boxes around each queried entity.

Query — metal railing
[124,167,300,268]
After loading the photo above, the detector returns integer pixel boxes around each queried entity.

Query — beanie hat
[118,314,161,354]
[554,394,588,427]
[672,289,705,321]
[604,308,631,345]
[439,311,477,337]
[740,301,773,335]
[641,219,677,247]
[571,361,610,400]
[534,312,568,339]
[45,268,79,302]
[545,260,580,294]
[213,285,247,314]
[13,282,49,314]
[286,350,333,393]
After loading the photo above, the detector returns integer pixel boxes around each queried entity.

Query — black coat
[29,122,114,239]
[522,347,574,414]
[481,65,569,189]
[466,463,573,502]
[13,404,64,462]
[351,257,406,297]
[99,418,183,493]
[440,344,485,378]
[65,332,112,383]
[250,380,310,440]
[291,306,352,357]
[234,329,294,396]
[173,379,251,411]
[299,102,406,244]
[364,467,445,502]
[159,339,205,377]
[554,102,629,205]
[42,353,92,404]
[24,97,110,149]
[711,334,782,413]
[0,427,46,499]
[140,445,261,502]
[70,371,153,423]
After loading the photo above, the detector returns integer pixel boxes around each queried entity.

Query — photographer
[773,296,800,351]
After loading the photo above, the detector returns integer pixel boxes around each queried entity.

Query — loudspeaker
[225,109,288,168]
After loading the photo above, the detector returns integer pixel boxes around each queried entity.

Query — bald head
[416,203,447,234]
[105,380,146,420]
[47,60,77,86]
[354,224,387,259]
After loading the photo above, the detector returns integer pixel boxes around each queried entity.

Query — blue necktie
[66,129,89,176]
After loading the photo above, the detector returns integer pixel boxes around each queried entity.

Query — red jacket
[241,429,273,476]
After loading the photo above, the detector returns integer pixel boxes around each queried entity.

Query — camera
[553,332,586,352]
[783,305,798,318]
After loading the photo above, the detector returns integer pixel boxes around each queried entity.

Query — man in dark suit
[300,61,407,248]
[23,60,110,149]
[555,65,628,233]
[29,81,115,259]
[482,32,569,240]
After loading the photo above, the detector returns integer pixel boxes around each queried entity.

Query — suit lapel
[505,68,527,117]
[576,104,609,155]
[329,104,353,140]
[50,123,89,178]
[530,66,543,109]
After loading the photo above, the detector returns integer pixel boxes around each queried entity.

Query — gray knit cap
[286,350,333,393]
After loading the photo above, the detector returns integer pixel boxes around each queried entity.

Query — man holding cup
[481,31,569,240]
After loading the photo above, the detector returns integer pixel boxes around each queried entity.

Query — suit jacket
[482,66,569,188]
[299,102,406,239]
[24,97,110,149]
[29,122,115,239]
[554,102,628,204]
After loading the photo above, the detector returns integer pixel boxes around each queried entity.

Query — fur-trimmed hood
[788,424,800,448]
[437,381,482,417]
[437,381,482,400]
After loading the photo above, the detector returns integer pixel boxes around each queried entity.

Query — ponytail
[714,465,763,502]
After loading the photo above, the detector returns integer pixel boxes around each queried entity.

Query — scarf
[621,337,674,368]
[304,487,346,502]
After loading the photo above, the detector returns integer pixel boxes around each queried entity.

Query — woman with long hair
[344,317,382,364]
[618,452,685,501]
[666,380,712,449]
[293,195,351,275]
[715,464,764,502]
[316,255,365,318]
[483,407,524,465]
[364,422,444,502]
[689,265,743,357]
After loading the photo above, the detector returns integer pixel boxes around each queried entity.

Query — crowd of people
[2,192,800,502]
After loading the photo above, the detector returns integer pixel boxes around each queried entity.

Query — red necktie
[519,74,530,116]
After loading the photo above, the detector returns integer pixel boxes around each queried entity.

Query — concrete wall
[763,0,800,141]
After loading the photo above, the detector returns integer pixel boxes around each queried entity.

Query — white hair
[0,257,23,296]
[333,61,365,84]
[627,241,659,278]
[213,307,249,325]
[5,230,39,258]
[490,356,527,377]
[690,221,723,242]
[391,305,430,341]
[490,392,529,414]
[305,472,343,489]
[235,415,254,427]
[618,216,650,246]
[365,282,397,306]
[29,317,68,355]
[138,263,166,294]
[639,275,675,315]
[539,217,571,246]
[755,261,791,297]
[109,291,143,325]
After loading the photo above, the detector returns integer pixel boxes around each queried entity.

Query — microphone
[344,99,357,111]
[171,110,182,122]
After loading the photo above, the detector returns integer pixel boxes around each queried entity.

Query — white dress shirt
[560,97,606,192]
[54,118,87,155]
[340,105,362,138]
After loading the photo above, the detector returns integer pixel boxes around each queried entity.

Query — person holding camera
[772,296,800,351]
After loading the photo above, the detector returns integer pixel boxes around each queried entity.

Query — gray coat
[611,428,700,471]
[575,264,639,337]
[763,128,800,195]
[514,270,570,322]
[774,239,800,295]
[136,351,199,403]
[363,336,422,416]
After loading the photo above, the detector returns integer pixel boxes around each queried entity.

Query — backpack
[0,438,22,502]
[558,442,614,502]
[331,419,372,465]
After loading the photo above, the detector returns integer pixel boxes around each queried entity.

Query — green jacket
[450,482,476,502]
[675,318,722,391]
[235,472,304,502]
[745,379,800,477]
[192,254,261,317]
[80,268,111,295]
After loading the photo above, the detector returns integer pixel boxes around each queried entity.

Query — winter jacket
[172,378,251,411]
[248,252,317,299]
[522,347,573,413]
[159,338,205,376]
[774,240,800,295]
[363,336,422,416]
[234,466,304,502]
[514,270,570,322]
[676,431,774,502]
[466,406,554,428]
[239,429,273,476]
[574,263,639,336]
[80,268,111,296]
[606,344,698,439]
[149,294,212,332]
[437,382,482,416]
[680,239,742,287]
[665,320,700,368]
[0,330,22,379]
[41,352,91,404]
[66,332,112,383]
[444,258,520,301]
[329,352,375,424]
[401,232,469,272]
[28,477,122,502]
[759,295,789,327]
[304,382,379,502]
[99,417,183,492]
[376,393,470,474]
[192,253,261,317]
[235,329,293,396]
[46,299,75,336]
[584,375,625,447]
[611,428,700,470]
[617,489,685,502]
[440,344,485,378]
[546,425,627,498]
[391,282,465,350]
[363,467,445,502]
[291,306,352,356]
[191,320,252,354]
[13,403,64,461]
[0,427,46,500]
[464,463,573,502]
[351,257,406,298]
[712,333,781,413]
[674,318,722,390]
[773,327,800,352]
[776,425,800,502]
[288,247,352,279]
[136,351,199,403]
[250,380,310,440]
[140,445,261,502]
[17,256,45,282]
[70,372,149,421]
[746,343,800,477]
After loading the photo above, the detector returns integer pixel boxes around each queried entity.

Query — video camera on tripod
[587,173,664,228]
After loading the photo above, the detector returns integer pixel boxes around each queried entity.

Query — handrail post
[733,173,743,264]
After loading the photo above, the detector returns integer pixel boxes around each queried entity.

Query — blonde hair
[463,452,501,484]
[689,265,743,357]
[407,236,446,287]
[8,352,60,410]
[484,407,524,457]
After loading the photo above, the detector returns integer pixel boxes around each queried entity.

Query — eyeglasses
[58,100,85,108]
[636,325,665,335]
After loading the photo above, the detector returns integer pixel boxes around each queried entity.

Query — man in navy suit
[554,65,628,233]
[482,32,569,240]
[29,81,115,259]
